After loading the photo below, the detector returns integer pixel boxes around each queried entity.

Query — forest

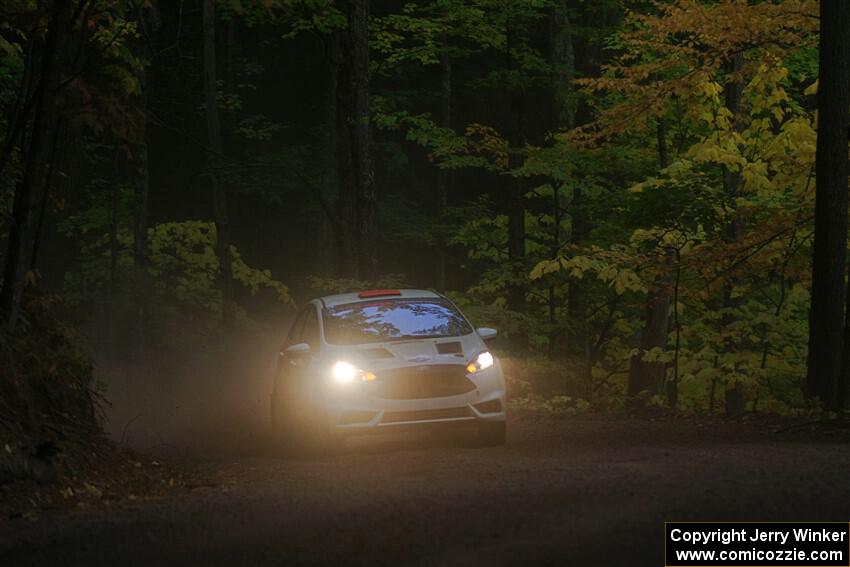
[1,0,849,471]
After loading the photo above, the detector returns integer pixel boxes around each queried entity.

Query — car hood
[323,334,484,371]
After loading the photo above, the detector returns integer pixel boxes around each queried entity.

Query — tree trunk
[550,0,574,132]
[131,2,158,362]
[202,0,234,326]
[133,70,150,284]
[548,183,562,358]
[317,33,340,275]
[506,127,525,314]
[333,21,356,277]
[628,120,672,400]
[566,166,587,355]
[505,22,526,316]
[335,2,374,279]
[668,251,682,407]
[109,154,120,296]
[350,0,375,279]
[0,1,68,332]
[223,18,237,158]
[565,0,603,354]
[547,1,574,355]
[133,66,151,360]
[435,41,452,290]
[812,0,850,411]
[29,118,63,273]
[628,250,673,399]
[656,117,669,171]
[722,53,746,417]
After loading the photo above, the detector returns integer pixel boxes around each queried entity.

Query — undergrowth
[0,291,106,486]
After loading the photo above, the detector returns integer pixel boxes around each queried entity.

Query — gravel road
[2,417,850,566]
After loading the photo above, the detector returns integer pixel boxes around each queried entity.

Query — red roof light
[358,289,402,299]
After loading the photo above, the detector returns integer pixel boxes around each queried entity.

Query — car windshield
[322,298,473,345]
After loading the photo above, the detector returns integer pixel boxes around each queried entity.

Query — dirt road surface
[2,417,850,566]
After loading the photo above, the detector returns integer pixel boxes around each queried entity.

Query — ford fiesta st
[271,289,506,452]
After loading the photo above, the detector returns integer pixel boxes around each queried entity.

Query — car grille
[376,364,476,400]
[382,407,471,424]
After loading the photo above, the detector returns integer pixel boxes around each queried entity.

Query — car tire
[270,392,296,456]
[477,420,506,446]
[301,406,344,457]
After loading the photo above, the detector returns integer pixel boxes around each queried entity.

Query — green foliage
[220,0,346,35]
[371,0,821,416]
[149,221,292,315]
[307,274,408,297]
[531,248,646,296]
[543,3,819,413]
[510,394,590,416]
[500,356,591,414]
[373,108,507,172]
[0,0,830,425]
[372,0,505,71]
[62,207,292,334]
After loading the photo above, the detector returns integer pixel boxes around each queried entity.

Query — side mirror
[284,342,311,356]
[477,327,498,341]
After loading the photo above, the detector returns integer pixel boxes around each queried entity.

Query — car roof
[319,289,442,308]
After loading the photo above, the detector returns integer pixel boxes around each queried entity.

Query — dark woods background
[1,0,848,451]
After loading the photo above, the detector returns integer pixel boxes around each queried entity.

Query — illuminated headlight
[332,361,357,383]
[466,351,494,374]
[332,361,376,384]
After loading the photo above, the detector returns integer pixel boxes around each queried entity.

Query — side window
[288,309,308,343]
[302,307,320,350]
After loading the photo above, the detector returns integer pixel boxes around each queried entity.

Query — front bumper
[321,365,506,434]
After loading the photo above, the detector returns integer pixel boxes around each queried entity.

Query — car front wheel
[300,406,345,457]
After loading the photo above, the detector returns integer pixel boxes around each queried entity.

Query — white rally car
[271,289,506,452]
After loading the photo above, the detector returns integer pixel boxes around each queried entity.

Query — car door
[274,308,309,418]
[295,307,321,407]
[279,305,321,417]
